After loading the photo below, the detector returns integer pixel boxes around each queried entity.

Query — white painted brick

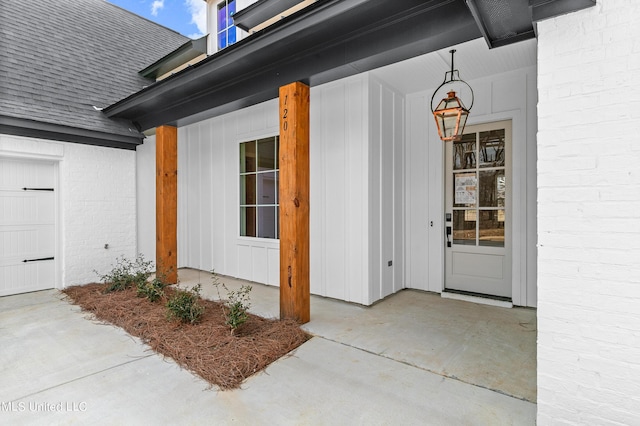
[60,142,137,285]
[537,0,640,423]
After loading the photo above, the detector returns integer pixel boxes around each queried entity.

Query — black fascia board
[105,0,482,131]
[233,0,304,32]
[530,0,596,22]
[139,36,208,79]
[0,116,143,150]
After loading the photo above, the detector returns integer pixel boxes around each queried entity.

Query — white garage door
[0,158,56,296]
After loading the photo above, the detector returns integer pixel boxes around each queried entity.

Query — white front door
[444,120,511,298]
[0,158,56,296]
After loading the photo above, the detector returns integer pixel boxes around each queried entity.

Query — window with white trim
[217,0,237,50]
[239,136,279,239]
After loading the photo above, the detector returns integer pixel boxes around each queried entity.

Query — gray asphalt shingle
[0,0,188,143]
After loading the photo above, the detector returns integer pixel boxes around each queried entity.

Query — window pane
[479,210,505,247]
[257,137,276,171]
[228,0,236,16]
[240,207,256,237]
[479,170,505,208]
[217,4,228,30]
[453,172,477,208]
[217,30,227,50]
[257,206,277,239]
[228,26,236,44]
[257,172,276,204]
[240,174,256,204]
[240,141,256,173]
[479,130,505,168]
[453,133,475,170]
[453,210,476,245]
[275,171,279,204]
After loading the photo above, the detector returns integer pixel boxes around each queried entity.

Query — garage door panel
[0,226,55,261]
[0,192,55,225]
[0,159,55,190]
[0,158,56,295]
[0,260,54,296]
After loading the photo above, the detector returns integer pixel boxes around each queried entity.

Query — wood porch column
[156,125,178,284]
[279,82,310,323]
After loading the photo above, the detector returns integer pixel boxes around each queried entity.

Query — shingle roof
[0,0,188,148]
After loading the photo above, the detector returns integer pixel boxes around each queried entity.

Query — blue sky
[107,0,207,39]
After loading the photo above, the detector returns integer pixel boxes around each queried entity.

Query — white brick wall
[60,142,137,285]
[537,1,640,424]
[0,134,137,287]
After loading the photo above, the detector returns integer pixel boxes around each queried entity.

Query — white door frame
[433,109,530,306]
[444,119,512,299]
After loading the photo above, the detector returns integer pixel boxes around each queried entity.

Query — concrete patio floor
[0,269,536,425]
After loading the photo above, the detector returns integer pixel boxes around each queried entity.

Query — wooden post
[279,82,310,323]
[156,125,178,284]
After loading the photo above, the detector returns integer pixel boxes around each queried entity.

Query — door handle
[446,226,452,247]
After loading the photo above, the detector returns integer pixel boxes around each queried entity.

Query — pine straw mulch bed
[61,283,309,390]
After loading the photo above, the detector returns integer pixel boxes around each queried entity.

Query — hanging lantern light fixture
[431,49,474,142]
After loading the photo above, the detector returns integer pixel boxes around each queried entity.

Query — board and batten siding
[404,62,538,307]
[137,73,406,306]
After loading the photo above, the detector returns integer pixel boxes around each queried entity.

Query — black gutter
[233,0,304,32]
[0,116,143,150]
[529,0,596,22]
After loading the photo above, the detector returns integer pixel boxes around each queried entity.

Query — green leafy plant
[213,272,252,333]
[97,254,153,293]
[136,277,166,302]
[166,284,205,324]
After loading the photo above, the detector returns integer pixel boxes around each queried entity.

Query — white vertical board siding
[168,74,403,305]
[537,2,640,424]
[404,64,537,306]
[405,94,431,292]
[136,135,156,263]
[310,75,370,304]
[178,100,280,285]
[368,77,405,303]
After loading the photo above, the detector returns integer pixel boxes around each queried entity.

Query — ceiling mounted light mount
[431,49,474,142]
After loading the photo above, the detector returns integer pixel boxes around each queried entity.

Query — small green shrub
[97,254,153,293]
[166,284,204,324]
[225,285,252,330]
[136,277,166,302]
[212,272,252,332]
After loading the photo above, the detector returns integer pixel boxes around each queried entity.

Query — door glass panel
[479,170,505,207]
[479,130,505,168]
[453,210,476,245]
[453,133,476,170]
[454,172,477,208]
[479,210,505,247]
